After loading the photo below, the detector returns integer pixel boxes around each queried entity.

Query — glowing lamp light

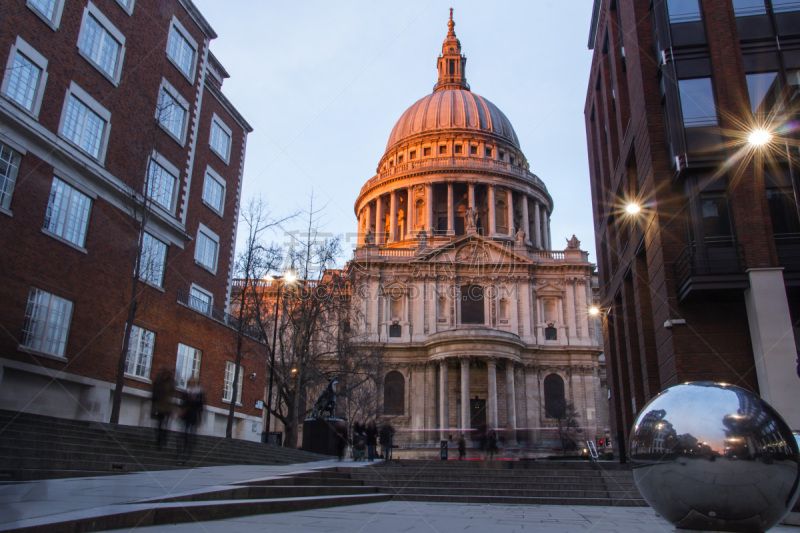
[625,202,642,215]
[748,128,772,147]
[283,270,298,284]
[589,306,600,317]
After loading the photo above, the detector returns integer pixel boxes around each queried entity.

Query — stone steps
[0,410,326,480]
[332,461,646,507]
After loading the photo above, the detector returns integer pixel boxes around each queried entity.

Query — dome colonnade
[354,10,553,249]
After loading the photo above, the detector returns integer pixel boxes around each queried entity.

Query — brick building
[0,0,266,441]
[585,0,800,456]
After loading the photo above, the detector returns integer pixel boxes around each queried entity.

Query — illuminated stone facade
[348,12,609,453]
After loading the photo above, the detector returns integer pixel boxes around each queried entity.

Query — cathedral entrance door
[470,398,486,440]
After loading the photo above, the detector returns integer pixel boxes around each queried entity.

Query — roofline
[180,0,218,40]
[204,80,253,133]
[588,0,601,49]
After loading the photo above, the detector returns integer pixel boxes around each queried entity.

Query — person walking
[178,377,204,457]
[379,422,395,461]
[486,429,498,460]
[457,434,467,460]
[151,368,175,448]
[365,419,378,461]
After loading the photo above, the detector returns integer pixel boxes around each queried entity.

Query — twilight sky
[192,0,598,267]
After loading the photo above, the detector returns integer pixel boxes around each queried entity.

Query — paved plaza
[1,460,798,532]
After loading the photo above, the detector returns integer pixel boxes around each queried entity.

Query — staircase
[337,459,646,506]
[0,410,327,481]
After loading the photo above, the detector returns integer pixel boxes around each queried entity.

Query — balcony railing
[176,289,265,342]
[775,233,800,272]
[674,240,747,300]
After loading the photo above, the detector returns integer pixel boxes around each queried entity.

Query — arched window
[384,371,405,415]
[544,374,566,418]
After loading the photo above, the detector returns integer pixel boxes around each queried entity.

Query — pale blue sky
[192,1,598,265]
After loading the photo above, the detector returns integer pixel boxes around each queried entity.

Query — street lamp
[263,270,297,444]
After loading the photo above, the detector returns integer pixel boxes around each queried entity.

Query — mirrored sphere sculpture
[630,382,800,532]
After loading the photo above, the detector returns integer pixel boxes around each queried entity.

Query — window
[666,0,702,23]
[439,145,447,154]
[2,37,48,116]
[156,81,188,144]
[209,116,231,162]
[678,78,717,127]
[139,232,167,286]
[454,144,462,154]
[27,0,66,29]
[145,157,177,212]
[0,143,21,211]
[78,3,125,82]
[175,343,201,389]
[384,371,405,415]
[470,145,478,155]
[773,0,800,13]
[389,324,402,337]
[20,288,73,357]
[44,177,92,247]
[115,0,135,15]
[699,192,734,245]
[485,147,492,157]
[409,150,416,160]
[223,361,243,403]
[202,167,225,215]
[166,18,197,80]
[733,0,767,16]
[59,82,111,161]
[189,285,212,315]
[423,147,431,156]
[124,325,154,379]
[195,224,219,272]
[746,72,780,117]
[545,326,558,340]
[544,374,566,418]
[767,188,800,237]
[461,284,484,324]
[397,154,403,164]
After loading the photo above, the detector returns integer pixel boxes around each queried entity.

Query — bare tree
[551,399,582,456]
[109,90,183,423]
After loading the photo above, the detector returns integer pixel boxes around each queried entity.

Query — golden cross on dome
[448,8,455,36]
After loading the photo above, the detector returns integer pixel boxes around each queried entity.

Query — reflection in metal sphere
[630,382,800,532]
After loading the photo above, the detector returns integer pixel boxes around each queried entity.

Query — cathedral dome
[384,89,520,153]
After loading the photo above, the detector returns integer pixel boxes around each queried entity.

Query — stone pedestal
[301,418,346,456]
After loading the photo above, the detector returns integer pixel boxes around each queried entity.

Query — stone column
[390,190,398,242]
[427,184,434,235]
[534,201,542,249]
[375,195,384,245]
[521,196,530,244]
[468,183,475,210]
[447,182,455,235]
[507,188,515,236]
[407,186,414,238]
[488,185,497,236]
[545,214,551,250]
[426,362,437,443]
[487,357,498,429]
[746,268,800,429]
[505,362,518,445]
[439,359,449,440]
[460,356,470,435]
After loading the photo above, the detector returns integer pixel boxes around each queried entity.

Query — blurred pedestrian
[380,422,395,461]
[457,434,467,460]
[151,368,175,448]
[365,420,378,461]
[486,429,498,460]
[178,377,204,456]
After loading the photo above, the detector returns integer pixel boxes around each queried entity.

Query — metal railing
[176,289,265,342]
[674,240,745,290]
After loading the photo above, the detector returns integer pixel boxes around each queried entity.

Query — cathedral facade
[347,13,609,454]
